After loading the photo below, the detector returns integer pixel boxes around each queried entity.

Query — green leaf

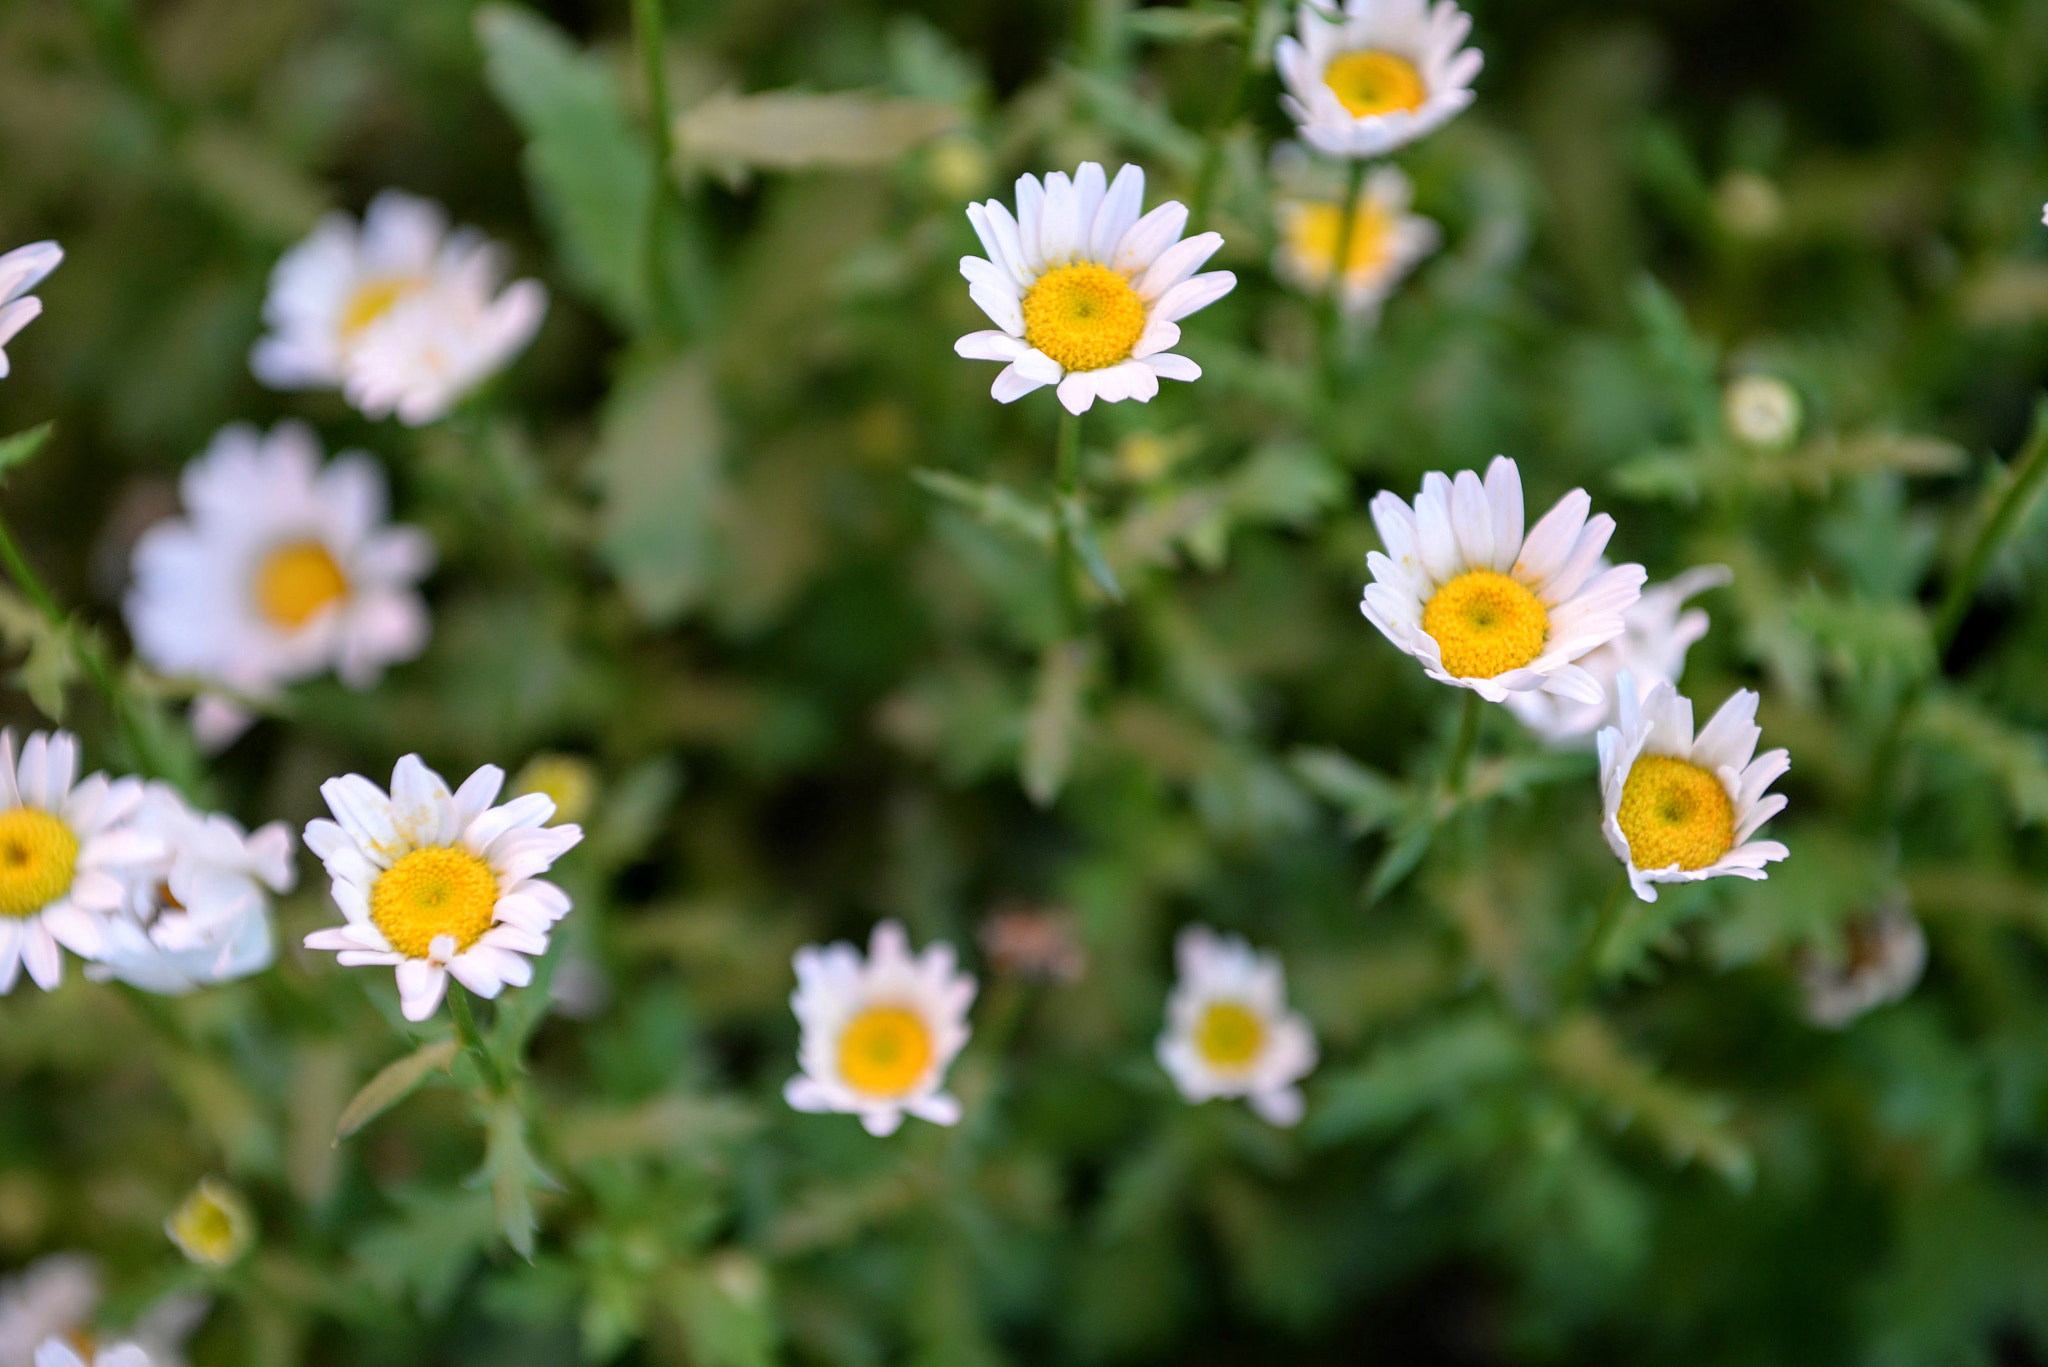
[675,90,959,182]
[1125,6,1244,43]
[593,355,726,626]
[1307,1012,1526,1146]
[1021,639,1092,806]
[583,753,685,870]
[477,1096,558,1259]
[351,1186,499,1314]
[335,1039,458,1141]
[1631,275,1722,441]
[1289,746,1407,835]
[0,423,53,481]
[1365,810,1438,904]
[1543,1015,1755,1191]
[911,469,1054,547]
[1061,497,1125,602]
[0,586,76,720]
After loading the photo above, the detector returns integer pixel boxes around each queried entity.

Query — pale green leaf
[593,355,726,625]
[676,90,959,180]
[334,1038,458,1141]
[1021,638,1092,806]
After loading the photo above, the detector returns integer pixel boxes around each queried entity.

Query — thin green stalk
[1053,408,1085,629]
[448,984,508,1096]
[1933,394,2048,657]
[632,0,681,339]
[1566,870,1632,1005]
[1188,0,1271,232]
[1318,158,1370,398]
[1444,688,1482,795]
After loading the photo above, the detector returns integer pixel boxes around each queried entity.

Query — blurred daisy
[0,242,61,379]
[165,1178,255,1269]
[1800,894,1925,1029]
[0,1256,99,1367]
[251,190,546,425]
[1277,0,1482,160]
[34,1342,149,1367]
[1273,165,1439,318]
[1723,374,1801,450]
[301,755,582,1022]
[1505,565,1730,744]
[1156,926,1317,1127]
[125,422,433,750]
[1597,673,1790,903]
[954,162,1235,415]
[1361,456,1647,704]
[511,753,597,828]
[784,920,976,1136]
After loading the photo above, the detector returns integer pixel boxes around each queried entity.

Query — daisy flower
[1722,374,1801,451]
[1156,926,1317,1127]
[0,1256,100,1367]
[0,241,61,379]
[165,1178,256,1269]
[34,1342,150,1367]
[301,755,582,1022]
[1361,456,1647,704]
[250,190,546,425]
[1800,894,1925,1030]
[954,162,1236,415]
[125,422,433,750]
[1597,673,1790,903]
[784,920,976,1136]
[1273,164,1439,318]
[1276,0,1483,160]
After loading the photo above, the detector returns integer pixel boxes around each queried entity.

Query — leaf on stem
[0,585,77,720]
[479,1095,559,1260]
[335,1038,459,1141]
[1125,6,1245,43]
[1021,638,1093,806]
[1307,1011,1527,1147]
[675,90,958,184]
[1289,746,1407,835]
[594,355,727,626]
[1060,496,1125,602]
[0,423,53,482]
[912,469,1054,547]
[1542,1014,1755,1191]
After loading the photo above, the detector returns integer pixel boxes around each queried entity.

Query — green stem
[448,984,508,1096]
[1568,870,1632,1003]
[1933,394,2048,657]
[1053,408,1085,630]
[632,0,681,339]
[1188,0,1271,231]
[1318,158,1370,399]
[1444,689,1482,795]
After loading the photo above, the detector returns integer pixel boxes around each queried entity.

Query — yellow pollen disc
[253,540,349,631]
[1194,1001,1266,1072]
[369,846,499,960]
[0,808,79,919]
[1021,262,1147,373]
[836,1004,934,1099]
[1288,200,1395,283]
[1421,570,1549,679]
[1323,49,1429,118]
[339,274,426,340]
[1616,754,1735,872]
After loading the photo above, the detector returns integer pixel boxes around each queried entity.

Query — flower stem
[448,984,508,1096]
[1444,689,1482,795]
[631,0,682,340]
[1188,0,1271,232]
[1318,157,1370,396]
[1933,394,2048,658]
[1053,408,1085,630]
[1567,870,1632,1004]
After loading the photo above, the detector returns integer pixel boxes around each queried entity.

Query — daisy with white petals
[1597,673,1790,903]
[1801,894,1925,1030]
[1157,926,1317,1127]
[785,920,976,1136]
[0,241,61,378]
[1361,456,1646,704]
[302,755,582,1022]
[1273,164,1439,318]
[1277,0,1483,160]
[125,422,433,749]
[954,162,1236,415]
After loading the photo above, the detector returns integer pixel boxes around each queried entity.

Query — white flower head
[784,920,976,1137]
[33,1342,149,1367]
[0,1256,99,1367]
[1723,374,1801,450]
[302,755,582,1022]
[954,161,1236,415]
[251,190,546,426]
[1273,164,1439,319]
[1801,894,1926,1030]
[1506,565,1731,744]
[1276,0,1483,159]
[1597,673,1790,903]
[1156,926,1317,1127]
[1361,456,1647,704]
[0,242,61,379]
[125,421,433,750]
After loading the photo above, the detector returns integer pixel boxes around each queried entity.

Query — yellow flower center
[836,1004,934,1099]
[253,539,349,631]
[339,274,427,341]
[369,846,499,960]
[1616,754,1735,872]
[1194,1000,1266,1072]
[0,808,78,919]
[1421,570,1549,679]
[167,1180,252,1267]
[1287,200,1395,282]
[1323,49,1428,118]
[1021,262,1147,373]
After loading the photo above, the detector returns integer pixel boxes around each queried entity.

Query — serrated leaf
[1365,810,1437,904]
[1307,1012,1526,1146]
[1060,497,1124,602]
[1543,1015,1754,1190]
[335,1038,458,1141]
[351,1186,499,1314]
[478,1096,558,1259]
[911,469,1054,547]
[1289,746,1407,835]
[593,355,726,626]
[0,586,75,720]
[1631,275,1720,440]
[676,90,958,180]
[1911,694,2048,825]
[1021,639,1092,806]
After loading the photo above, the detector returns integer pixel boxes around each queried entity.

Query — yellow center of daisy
[1288,200,1395,281]
[836,1004,934,1099]
[1022,262,1147,373]
[253,540,349,631]
[369,846,499,960]
[1194,1000,1266,1072]
[1421,570,1549,679]
[1324,50,1428,118]
[339,274,427,341]
[0,808,78,919]
[1616,754,1735,872]
[168,1182,250,1267]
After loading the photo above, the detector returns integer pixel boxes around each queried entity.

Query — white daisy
[33,1340,149,1367]
[0,1256,99,1367]
[1505,565,1730,744]
[1273,164,1439,318]
[953,162,1236,415]
[1156,926,1317,1127]
[124,421,433,750]
[301,755,582,1022]
[1800,895,1925,1030]
[1361,456,1647,704]
[1722,374,1802,451]
[250,189,546,426]
[0,242,61,379]
[1597,673,1790,903]
[1276,0,1483,160]
[784,920,976,1137]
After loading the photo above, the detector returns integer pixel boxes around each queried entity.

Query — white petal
[991,361,1054,404]
[1149,270,1236,324]
[1090,164,1144,259]
[1113,201,1190,274]
[1057,370,1098,414]
[955,329,1028,362]
[395,959,448,1021]
[1484,456,1523,573]
[1141,352,1201,383]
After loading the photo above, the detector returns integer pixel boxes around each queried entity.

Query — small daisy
[1597,673,1790,903]
[784,920,976,1136]
[34,1342,150,1367]
[1506,565,1730,744]
[1361,456,1647,704]
[1722,374,1802,451]
[125,422,433,749]
[1800,895,1925,1030]
[250,190,546,426]
[954,162,1236,415]
[511,753,598,828]
[301,755,582,1022]
[1276,0,1483,160]
[1273,164,1439,318]
[165,1178,255,1269]
[0,241,61,378]
[1157,926,1317,1127]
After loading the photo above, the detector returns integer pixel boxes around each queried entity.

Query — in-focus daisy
[1273,164,1439,318]
[1276,0,1483,160]
[251,190,546,425]
[302,755,582,1022]
[1157,926,1317,1126]
[125,422,433,749]
[165,1178,255,1269]
[1800,894,1925,1030]
[1361,456,1647,704]
[1597,673,1790,903]
[954,162,1236,415]
[1505,565,1730,744]
[0,242,61,379]
[784,920,976,1136]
